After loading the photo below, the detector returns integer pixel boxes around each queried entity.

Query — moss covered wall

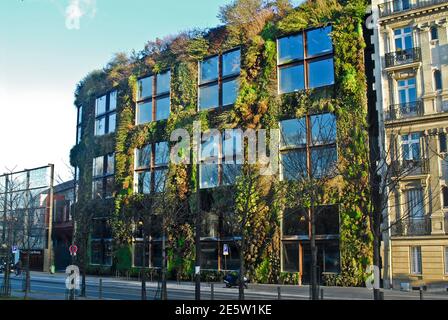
[70,0,372,285]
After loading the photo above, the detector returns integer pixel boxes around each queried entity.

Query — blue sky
[0,0,302,181]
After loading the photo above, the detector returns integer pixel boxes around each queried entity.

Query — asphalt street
[1,272,448,300]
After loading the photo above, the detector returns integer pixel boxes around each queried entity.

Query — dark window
[443,186,448,208]
[315,205,340,235]
[431,26,439,41]
[440,134,447,153]
[95,91,117,136]
[277,26,334,94]
[434,70,443,91]
[91,219,113,266]
[283,242,300,272]
[201,242,219,270]
[199,49,241,110]
[137,71,171,124]
[280,113,337,181]
[283,208,308,236]
[221,242,240,271]
[135,142,169,194]
[92,153,115,199]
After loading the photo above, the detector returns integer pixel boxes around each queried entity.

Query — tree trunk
[24,249,31,298]
[80,234,87,297]
[373,229,382,300]
[161,231,167,300]
[238,237,245,300]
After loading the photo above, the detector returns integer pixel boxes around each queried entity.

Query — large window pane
[280,118,306,147]
[92,180,103,199]
[95,117,106,136]
[156,71,171,95]
[109,90,117,111]
[200,56,219,84]
[315,205,339,235]
[200,164,219,189]
[155,142,169,166]
[311,146,337,178]
[138,76,153,100]
[108,113,116,134]
[282,150,307,180]
[222,79,239,106]
[283,208,308,236]
[93,157,104,177]
[136,145,151,169]
[308,58,334,88]
[201,134,219,161]
[283,242,300,272]
[199,84,219,110]
[154,169,167,193]
[311,113,337,145]
[306,26,332,57]
[105,176,114,198]
[222,164,242,186]
[223,50,241,77]
[279,64,304,94]
[201,242,219,270]
[96,95,107,115]
[155,97,170,121]
[137,171,151,194]
[106,154,115,175]
[278,34,304,63]
[137,101,153,125]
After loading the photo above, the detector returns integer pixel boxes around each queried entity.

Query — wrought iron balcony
[379,0,448,18]
[391,158,430,176]
[385,47,422,68]
[385,101,423,121]
[391,216,431,236]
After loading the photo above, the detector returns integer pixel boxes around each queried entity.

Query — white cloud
[65,0,96,30]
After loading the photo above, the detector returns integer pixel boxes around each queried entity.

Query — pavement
[1,271,448,300]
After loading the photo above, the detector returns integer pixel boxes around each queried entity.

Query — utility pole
[195,163,201,300]
[2,174,8,243]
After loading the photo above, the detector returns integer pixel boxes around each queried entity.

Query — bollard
[320,288,324,300]
[99,278,103,300]
[211,283,214,301]
[278,287,281,300]
[379,291,385,300]
[419,288,424,300]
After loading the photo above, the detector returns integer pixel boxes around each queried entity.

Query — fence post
[379,291,384,300]
[320,288,324,300]
[277,286,281,300]
[211,283,214,300]
[99,278,103,300]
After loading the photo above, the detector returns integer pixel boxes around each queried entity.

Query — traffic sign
[223,244,229,256]
[11,246,18,253]
[69,245,78,256]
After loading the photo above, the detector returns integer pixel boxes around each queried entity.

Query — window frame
[410,246,422,275]
[94,90,117,136]
[277,26,334,95]
[92,153,115,199]
[134,142,169,194]
[198,48,241,111]
[90,217,113,266]
[136,70,171,125]
[400,132,421,161]
[279,113,338,181]
[434,69,443,92]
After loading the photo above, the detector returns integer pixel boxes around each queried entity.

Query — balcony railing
[385,47,422,68]
[391,158,430,176]
[386,101,423,121]
[379,0,448,18]
[391,216,431,236]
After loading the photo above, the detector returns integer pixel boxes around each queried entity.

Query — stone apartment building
[372,0,448,288]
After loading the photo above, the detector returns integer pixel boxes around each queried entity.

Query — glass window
[282,208,308,236]
[223,130,243,160]
[315,205,339,235]
[199,84,219,110]
[222,164,242,186]
[136,145,151,169]
[440,134,447,153]
[137,101,152,125]
[394,27,413,50]
[77,126,82,144]
[442,187,448,208]
[95,117,106,136]
[201,134,219,161]
[137,172,151,194]
[156,71,171,95]
[410,246,422,274]
[283,242,300,272]
[282,150,307,180]
[280,118,307,147]
[105,176,114,198]
[430,26,439,41]
[278,34,304,64]
[279,64,304,94]
[92,180,103,199]
[398,78,417,104]
[311,146,337,178]
[311,113,337,145]
[93,157,104,177]
[308,58,335,88]
[155,97,170,121]
[109,90,117,111]
[155,142,169,166]
[138,76,153,100]
[200,242,219,270]
[434,70,443,91]
[401,133,420,160]
[223,50,241,77]
[406,189,424,219]
[200,163,219,189]
[154,169,167,193]
[200,56,219,84]
[96,95,107,115]
[306,26,332,57]
[77,106,82,125]
[107,154,115,175]
[108,113,116,134]
[222,79,239,106]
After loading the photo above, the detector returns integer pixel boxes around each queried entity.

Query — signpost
[69,245,78,257]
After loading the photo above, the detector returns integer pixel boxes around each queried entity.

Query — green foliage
[115,245,132,272]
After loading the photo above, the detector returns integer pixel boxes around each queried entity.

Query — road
[1,272,448,300]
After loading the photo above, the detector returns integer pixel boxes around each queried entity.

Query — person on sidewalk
[15,259,22,276]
